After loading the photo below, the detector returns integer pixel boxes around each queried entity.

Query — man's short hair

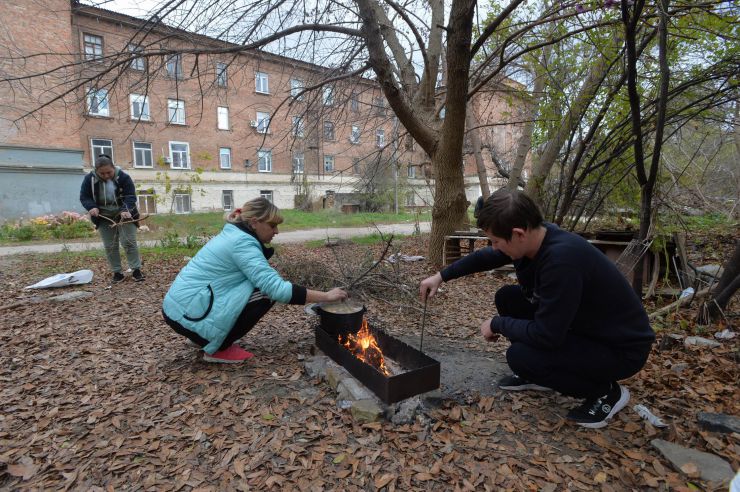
[95,154,114,169]
[476,189,544,240]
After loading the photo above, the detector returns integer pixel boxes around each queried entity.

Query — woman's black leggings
[163,290,274,352]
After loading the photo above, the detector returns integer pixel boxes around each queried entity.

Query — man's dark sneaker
[566,383,630,428]
[498,374,552,391]
[112,272,125,283]
[132,269,145,282]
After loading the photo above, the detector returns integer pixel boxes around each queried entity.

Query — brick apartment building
[0,0,526,220]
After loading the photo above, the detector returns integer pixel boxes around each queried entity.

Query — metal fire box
[315,323,441,404]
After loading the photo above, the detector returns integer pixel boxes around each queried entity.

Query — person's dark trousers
[495,284,651,399]
[163,292,275,352]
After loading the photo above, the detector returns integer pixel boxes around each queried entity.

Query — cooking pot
[311,300,366,337]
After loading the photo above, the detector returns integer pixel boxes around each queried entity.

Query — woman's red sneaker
[203,345,254,363]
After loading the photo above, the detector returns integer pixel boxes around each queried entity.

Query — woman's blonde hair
[226,197,283,225]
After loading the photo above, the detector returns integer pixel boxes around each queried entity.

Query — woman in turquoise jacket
[162,197,346,363]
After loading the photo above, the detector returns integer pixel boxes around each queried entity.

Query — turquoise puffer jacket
[162,223,295,354]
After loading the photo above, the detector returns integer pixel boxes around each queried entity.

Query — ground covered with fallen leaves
[1,234,738,491]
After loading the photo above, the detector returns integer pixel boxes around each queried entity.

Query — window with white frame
[83,34,103,61]
[292,152,304,174]
[323,121,335,141]
[133,142,153,168]
[217,106,229,130]
[405,192,415,206]
[256,111,270,133]
[374,97,386,116]
[222,190,233,210]
[174,193,191,214]
[219,148,231,169]
[167,99,185,124]
[323,85,334,106]
[129,94,150,121]
[255,71,269,94]
[216,62,227,87]
[292,116,304,137]
[128,44,145,70]
[323,155,334,172]
[86,88,109,117]
[350,92,359,112]
[290,78,303,100]
[257,149,272,172]
[169,141,190,169]
[376,129,385,147]
[353,158,361,174]
[91,139,112,161]
[260,190,273,202]
[407,164,416,178]
[138,193,157,214]
[350,125,360,144]
[166,54,183,79]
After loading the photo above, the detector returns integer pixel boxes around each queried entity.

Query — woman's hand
[89,208,100,217]
[324,288,348,302]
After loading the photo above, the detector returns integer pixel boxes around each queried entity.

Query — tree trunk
[524,30,622,207]
[427,0,476,265]
[508,45,550,191]
[697,239,740,323]
[466,108,491,199]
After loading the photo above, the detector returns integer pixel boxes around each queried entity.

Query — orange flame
[341,318,390,375]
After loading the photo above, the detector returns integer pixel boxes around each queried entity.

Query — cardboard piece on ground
[25,270,94,289]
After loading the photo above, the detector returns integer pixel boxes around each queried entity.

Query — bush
[0,212,95,242]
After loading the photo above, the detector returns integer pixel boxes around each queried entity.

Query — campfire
[340,318,390,375]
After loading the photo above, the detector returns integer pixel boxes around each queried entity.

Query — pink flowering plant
[0,211,95,242]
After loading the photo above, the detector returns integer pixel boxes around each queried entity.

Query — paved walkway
[0,222,431,256]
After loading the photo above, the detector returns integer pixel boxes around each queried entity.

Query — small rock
[302,356,328,379]
[696,264,723,279]
[670,363,689,374]
[350,399,383,422]
[325,365,348,391]
[48,291,93,303]
[390,396,422,425]
[651,439,734,483]
[698,412,740,434]
[684,336,721,348]
[336,378,374,401]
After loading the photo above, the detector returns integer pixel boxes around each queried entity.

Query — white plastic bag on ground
[25,270,94,289]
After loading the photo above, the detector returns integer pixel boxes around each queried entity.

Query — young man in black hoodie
[80,155,144,283]
[420,189,654,428]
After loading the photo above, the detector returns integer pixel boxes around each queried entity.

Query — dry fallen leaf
[680,462,700,478]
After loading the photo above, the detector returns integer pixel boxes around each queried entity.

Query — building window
[260,190,273,202]
[290,78,303,100]
[373,97,387,116]
[293,152,304,174]
[167,99,185,124]
[352,158,361,174]
[91,138,112,161]
[350,92,359,112]
[222,190,234,210]
[217,106,229,130]
[350,125,360,144]
[166,54,183,79]
[174,193,191,214]
[216,62,227,87]
[256,111,270,134]
[133,142,153,168]
[83,34,103,61]
[169,141,190,169]
[323,85,334,106]
[129,94,150,121]
[407,164,416,178]
[128,44,145,71]
[323,121,335,141]
[138,193,157,214]
[292,116,304,137]
[257,149,272,172]
[323,155,334,172]
[219,148,231,169]
[405,192,415,206]
[376,129,385,147]
[405,135,415,151]
[255,71,269,94]
[86,88,109,117]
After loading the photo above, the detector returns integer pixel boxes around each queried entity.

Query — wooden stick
[648,285,714,320]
